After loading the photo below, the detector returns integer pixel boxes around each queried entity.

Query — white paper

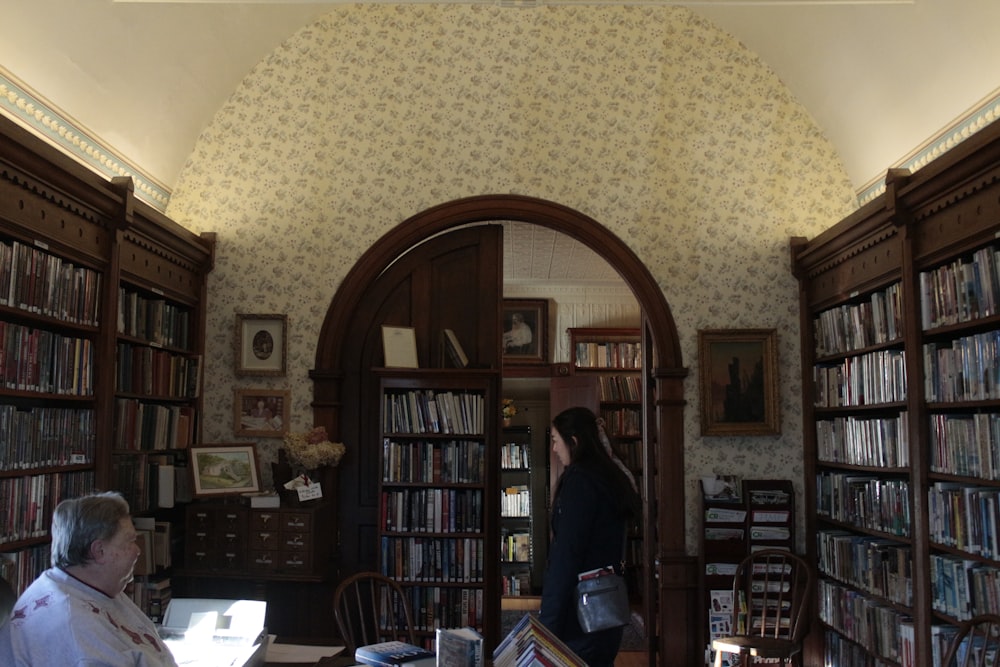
[264,635,344,662]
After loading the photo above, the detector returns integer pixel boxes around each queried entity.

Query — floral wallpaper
[165,4,859,554]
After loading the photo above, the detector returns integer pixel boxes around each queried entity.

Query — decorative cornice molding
[0,68,170,213]
[857,88,1000,206]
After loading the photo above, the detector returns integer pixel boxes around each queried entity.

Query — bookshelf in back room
[566,327,645,598]
[698,477,795,667]
[790,119,1000,667]
[0,115,215,605]
[500,425,534,598]
[376,368,500,650]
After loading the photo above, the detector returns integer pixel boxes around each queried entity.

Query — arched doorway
[311,194,695,667]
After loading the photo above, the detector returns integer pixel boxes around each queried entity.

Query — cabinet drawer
[278,552,312,572]
[251,531,279,550]
[281,532,310,552]
[281,512,312,532]
[249,550,279,573]
[250,511,281,531]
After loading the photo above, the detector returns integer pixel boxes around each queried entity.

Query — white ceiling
[2,0,998,283]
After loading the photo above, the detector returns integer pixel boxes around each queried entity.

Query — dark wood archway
[310,194,696,667]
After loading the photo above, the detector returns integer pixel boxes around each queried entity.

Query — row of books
[500,485,530,518]
[598,407,641,437]
[0,239,101,326]
[610,440,642,470]
[500,571,531,596]
[381,439,485,485]
[383,390,485,436]
[813,348,907,408]
[928,482,1000,559]
[815,472,911,537]
[814,282,902,357]
[114,399,194,451]
[920,244,1000,330]
[118,287,192,350]
[924,331,1000,402]
[0,322,93,395]
[381,488,483,533]
[597,374,642,402]
[0,405,95,470]
[411,587,485,633]
[381,536,484,583]
[816,413,910,469]
[930,412,1000,480]
[115,342,201,399]
[111,454,187,513]
[573,341,641,370]
[0,543,50,597]
[130,575,172,625]
[500,531,531,563]
[930,552,1000,621]
[499,442,529,470]
[817,529,913,607]
[899,623,970,667]
[0,471,95,544]
[818,578,907,664]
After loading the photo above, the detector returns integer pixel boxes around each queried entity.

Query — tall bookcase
[567,327,645,596]
[792,120,1000,667]
[376,369,500,649]
[0,116,213,596]
[500,425,535,597]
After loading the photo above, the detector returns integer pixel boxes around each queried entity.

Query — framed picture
[190,444,261,497]
[234,389,289,438]
[698,328,780,436]
[236,314,287,376]
[502,299,548,365]
[381,325,419,368]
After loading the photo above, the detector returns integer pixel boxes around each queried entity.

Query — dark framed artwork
[502,299,548,365]
[233,388,289,438]
[190,444,262,497]
[698,328,780,436]
[235,314,287,376]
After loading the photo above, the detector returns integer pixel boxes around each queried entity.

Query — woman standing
[539,407,643,667]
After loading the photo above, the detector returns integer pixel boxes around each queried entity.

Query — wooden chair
[712,549,814,667]
[332,571,418,654]
[0,576,15,627]
[941,615,1000,667]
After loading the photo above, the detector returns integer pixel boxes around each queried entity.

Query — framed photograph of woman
[698,328,780,436]
[235,314,287,376]
[502,299,548,365]
[234,389,289,438]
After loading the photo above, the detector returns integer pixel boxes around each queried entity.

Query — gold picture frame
[698,328,780,436]
[235,314,287,376]
[233,388,289,438]
[190,443,262,497]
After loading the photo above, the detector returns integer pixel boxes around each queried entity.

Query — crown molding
[0,68,170,212]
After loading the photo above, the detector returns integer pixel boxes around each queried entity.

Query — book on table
[435,627,483,667]
[492,614,586,667]
[355,641,436,667]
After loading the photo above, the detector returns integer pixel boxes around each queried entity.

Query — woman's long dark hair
[552,406,642,519]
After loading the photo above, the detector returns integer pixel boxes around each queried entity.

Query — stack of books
[355,641,436,667]
[492,614,586,667]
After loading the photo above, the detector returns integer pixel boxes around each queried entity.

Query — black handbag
[575,562,630,633]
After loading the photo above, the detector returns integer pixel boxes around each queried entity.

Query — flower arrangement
[283,426,346,469]
[502,399,518,420]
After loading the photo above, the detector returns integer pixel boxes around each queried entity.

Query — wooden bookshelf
[500,424,535,598]
[0,115,213,597]
[791,119,1000,667]
[376,368,500,649]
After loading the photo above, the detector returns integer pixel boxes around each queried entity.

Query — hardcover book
[435,627,483,667]
[355,641,436,667]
